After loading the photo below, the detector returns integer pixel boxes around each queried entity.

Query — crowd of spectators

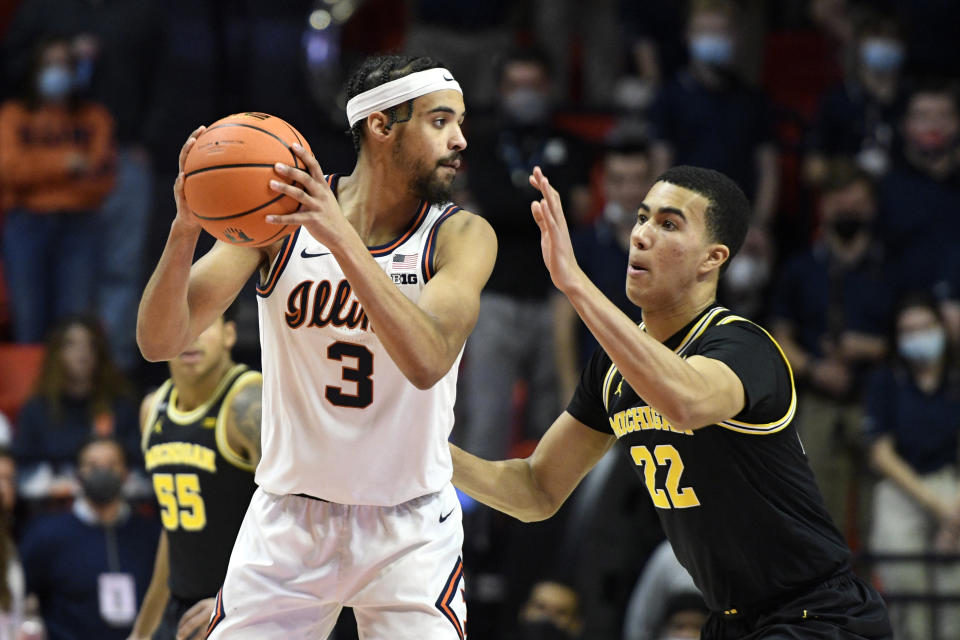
[1,0,959,638]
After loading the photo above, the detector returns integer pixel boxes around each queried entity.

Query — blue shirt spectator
[19,437,158,640]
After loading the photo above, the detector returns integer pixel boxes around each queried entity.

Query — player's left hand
[176,596,216,640]
[529,166,586,294]
[266,143,349,245]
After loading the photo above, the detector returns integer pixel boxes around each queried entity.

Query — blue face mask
[860,39,904,72]
[689,34,734,66]
[37,64,73,100]
[898,328,946,363]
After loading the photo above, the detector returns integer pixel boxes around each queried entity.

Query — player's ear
[366,112,393,141]
[699,243,729,276]
[223,319,238,350]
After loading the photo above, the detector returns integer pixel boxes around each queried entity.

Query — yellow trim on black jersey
[165,364,249,426]
[214,370,261,473]
[601,363,619,412]
[715,315,797,435]
[141,379,173,453]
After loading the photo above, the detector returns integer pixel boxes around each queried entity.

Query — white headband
[346,67,463,127]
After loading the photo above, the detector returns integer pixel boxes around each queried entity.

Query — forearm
[553,296,580,401]
[330,230,460,389]
[752,145,779,227]
[450,444,555,523]
[872,442,947,518]
[137,219,202,360]
[563,275,720,429]
[131,533,169,638]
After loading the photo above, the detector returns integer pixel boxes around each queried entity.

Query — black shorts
[702,569,892,640]
[152,595,202,640]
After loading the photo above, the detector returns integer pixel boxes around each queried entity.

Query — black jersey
[142,364,259,601]
[567,305,850,612]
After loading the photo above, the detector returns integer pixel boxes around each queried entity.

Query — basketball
[183,112,312,247]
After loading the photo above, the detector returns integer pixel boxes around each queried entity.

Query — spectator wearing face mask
[0,35,115,344]
[19,436,158,640]
[876,80,960,298]
[508,580,583,640]
[647,0,778,234]
[805,10,907,182]
[771,161,891,537]
[863,292,960,640]
[456,47,590,465]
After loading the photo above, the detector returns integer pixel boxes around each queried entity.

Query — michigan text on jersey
[145,442,217,473]
[608,406,694,438]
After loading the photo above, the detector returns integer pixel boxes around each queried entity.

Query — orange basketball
[183,112,312,247]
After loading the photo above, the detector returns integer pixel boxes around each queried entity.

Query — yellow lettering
[145,442,217,473]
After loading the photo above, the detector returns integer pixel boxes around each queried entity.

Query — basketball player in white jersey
[136,56,496,639]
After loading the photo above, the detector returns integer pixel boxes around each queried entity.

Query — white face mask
[898,328,946,363]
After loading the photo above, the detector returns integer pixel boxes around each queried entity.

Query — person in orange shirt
[0,35,115,343]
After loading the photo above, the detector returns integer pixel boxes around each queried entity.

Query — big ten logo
[391,273,418,285]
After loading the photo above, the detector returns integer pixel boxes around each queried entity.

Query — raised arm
[137,127,267,361]
[528,168,745,431]
[267,145,497,389]
[451,411,615,522]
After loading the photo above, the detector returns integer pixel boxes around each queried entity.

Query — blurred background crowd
[1,0,959,638]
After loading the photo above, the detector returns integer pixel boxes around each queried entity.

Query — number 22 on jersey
[630,444,700,509]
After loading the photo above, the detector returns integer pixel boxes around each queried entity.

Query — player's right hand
[173,125,206,233]
[176,596,216,640]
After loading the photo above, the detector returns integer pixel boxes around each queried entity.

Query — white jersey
[255,175,464,506]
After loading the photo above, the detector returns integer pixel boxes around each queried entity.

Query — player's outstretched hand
[266,143,345,244]
[529,166,584,294]
[176,596,216,640]
[173,125,206,233]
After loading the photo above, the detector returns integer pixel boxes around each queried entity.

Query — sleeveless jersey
[255,175,464,505]
[142,364,260,600]
[567,305,850,612]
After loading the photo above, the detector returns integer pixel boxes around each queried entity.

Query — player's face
[394,89,466,203]
[170,318,236,381]
[625,181,720,309]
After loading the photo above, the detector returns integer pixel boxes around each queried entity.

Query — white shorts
[205,484,467,639]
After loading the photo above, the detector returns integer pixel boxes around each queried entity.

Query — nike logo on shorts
[301,249,331,258]
[439,508,455,523]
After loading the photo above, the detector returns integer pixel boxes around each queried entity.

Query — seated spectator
[555,138,653,399]
[12,316,140,502]
[0,35,115,343]
[804,10,906,181]
[19,436,157,640]
[0,448,24,640]
[864,292,960,640]
[623,540,699,640]
[770,161,890,535]
[653,592,709,640]
[508,579,582,640]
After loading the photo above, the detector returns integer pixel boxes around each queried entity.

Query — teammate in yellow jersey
[129,315,260,640]
[452,165,892,639]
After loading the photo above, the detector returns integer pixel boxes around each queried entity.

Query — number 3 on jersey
[153,473,207,531]
[630,444,700,509]
[326,341,374,408]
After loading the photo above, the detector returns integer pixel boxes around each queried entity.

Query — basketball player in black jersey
[128,315,260,640]
[452,166,892,638]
